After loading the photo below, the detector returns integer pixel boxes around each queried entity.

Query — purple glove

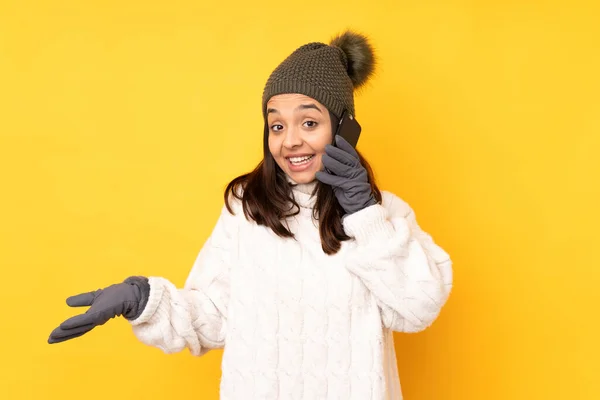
[316,135,376,215]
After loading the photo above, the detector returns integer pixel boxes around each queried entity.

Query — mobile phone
[334,110,362,148]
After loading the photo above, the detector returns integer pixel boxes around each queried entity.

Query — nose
[282,126,302,149]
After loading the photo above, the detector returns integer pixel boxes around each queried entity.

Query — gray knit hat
[261,30,376,119]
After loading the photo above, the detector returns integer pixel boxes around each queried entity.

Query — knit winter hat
[261,30,376,119]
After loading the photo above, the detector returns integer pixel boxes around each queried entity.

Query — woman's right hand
[48,276,150,344]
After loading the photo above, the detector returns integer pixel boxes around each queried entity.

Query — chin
[287,170,317,184]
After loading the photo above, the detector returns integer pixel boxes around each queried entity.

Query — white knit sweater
[129,182,453,400]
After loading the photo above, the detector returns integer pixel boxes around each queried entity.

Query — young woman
[48,30,453,400]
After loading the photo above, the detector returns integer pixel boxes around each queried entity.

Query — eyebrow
[267,103,323,114]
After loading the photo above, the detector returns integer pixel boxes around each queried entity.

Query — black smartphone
[334,110,361,148]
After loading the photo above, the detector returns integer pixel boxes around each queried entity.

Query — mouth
[287,154,314,165]
[286,154,315,172]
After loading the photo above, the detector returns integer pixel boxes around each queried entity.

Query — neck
[286,176,317,209]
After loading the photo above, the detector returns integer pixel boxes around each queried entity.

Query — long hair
[224,111,381,255]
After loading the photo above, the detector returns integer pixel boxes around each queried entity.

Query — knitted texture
[128,184,453,400]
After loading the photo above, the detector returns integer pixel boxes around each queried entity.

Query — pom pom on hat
[330,30,376,89]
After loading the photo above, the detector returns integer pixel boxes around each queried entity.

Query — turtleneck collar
[286,175,318,209]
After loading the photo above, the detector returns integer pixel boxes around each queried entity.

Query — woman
[48,30,453,399]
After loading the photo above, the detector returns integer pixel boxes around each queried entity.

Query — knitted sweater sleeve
[126,203,238,356]
[342,191,453,333]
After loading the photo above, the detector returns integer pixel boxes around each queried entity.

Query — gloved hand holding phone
[316,111,376,215]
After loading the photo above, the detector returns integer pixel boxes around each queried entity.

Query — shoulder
[222,188,245,222]
[206,194,245,241]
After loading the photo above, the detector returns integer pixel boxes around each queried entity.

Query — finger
[325,144,359,167]
[335,178,372,193]
[49,322,94,340]
[48,326,93,344]
[66,290,100,307]
[335,135,359,158]
[315,171,347,187]
[60,313,96,330]
[322,155,356,178]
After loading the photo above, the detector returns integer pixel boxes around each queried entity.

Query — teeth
[289,155,314,165]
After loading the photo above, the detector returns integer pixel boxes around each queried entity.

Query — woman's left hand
[316,135,376,215]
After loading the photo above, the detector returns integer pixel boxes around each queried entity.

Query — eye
[270,124,284,132]
[303,120,318,128]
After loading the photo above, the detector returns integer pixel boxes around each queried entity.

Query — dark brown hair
[224,111,381,255]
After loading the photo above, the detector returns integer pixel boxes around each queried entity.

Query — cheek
[306,133,332,155]
[267,135,280,157]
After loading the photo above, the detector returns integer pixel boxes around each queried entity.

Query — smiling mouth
[287,155,315,166]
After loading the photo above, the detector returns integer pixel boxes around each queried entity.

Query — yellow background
[1,1,599,399]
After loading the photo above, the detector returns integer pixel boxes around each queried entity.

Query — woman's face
[266,93,333,184]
